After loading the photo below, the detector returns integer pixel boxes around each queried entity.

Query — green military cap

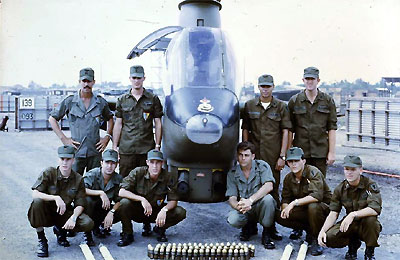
[80,67,95,81]
[102,149,118,162]
[343,155,362,168]
[303,66,319,79]
[258,74,274,86]
[57,145,75,158]
[147,149,164,161]
[286,147,304,160]
[130,65,145,77]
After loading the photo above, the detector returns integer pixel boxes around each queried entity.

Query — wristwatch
[110,209,116,214]
[156,144,161,148]
[279,155,286,160]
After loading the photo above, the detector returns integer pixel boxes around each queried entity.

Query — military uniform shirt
[281,164,332,205]
[50,91,113,158]
[120,166,179,207]
[225,160,275,199]
[288,90,337,158]
[83,167,123,203]
[32,167,86,208]
[115,89,163,154]
[329,175,382,215]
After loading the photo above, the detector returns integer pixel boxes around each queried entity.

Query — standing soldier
[288,66,337,177]
[241,74,292,240]
[117,149,186,246]
[83,149,123,246]
[112,65,163,178]
[276,147,331,256]
[27,145,94,257]
[226,142,277,249]
[318,155,382,260]
[49,67,114,175]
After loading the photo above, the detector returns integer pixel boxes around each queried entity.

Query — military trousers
[305,158,327,178]
[118,198,186,235]
[227,194,276,229]
[276,202,330,237]
[271,167,281,204]
[85,196,120,228]
[27,198,94,232]
[73,154,101,175]
[326,216,381,248]
[119,153,147,178]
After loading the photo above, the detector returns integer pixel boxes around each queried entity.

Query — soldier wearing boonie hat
[117,149,186,246]
[49,67,114,175]
[112,65,163,178]
[277,146,331,256]
[28,145,94,257]
[83,149,123,246]
[318,155,382,260]
[287,66,337,177]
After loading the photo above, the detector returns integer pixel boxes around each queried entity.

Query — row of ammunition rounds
[147,242,256,260]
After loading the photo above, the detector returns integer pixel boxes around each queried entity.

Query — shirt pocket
[315,104,330,127]
[67,187,77,198]
[121,104,134,122]
[89,107,102,127]
[141,101,154,113]
[69,106,85,125]
[293,105,307,126]
[48,185,58,195]
[248,111,260,120]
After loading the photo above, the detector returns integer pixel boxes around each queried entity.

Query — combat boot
[364,247,376,260]
[117,233,134,247]
[261,227,275,249]
[310,239,323,256]
[269,223,282,241]
[345,239,361,260]
[289,229,303,240]
[53,226,70,247]
[153,226,168,242]
[84,231,95,247]
[36,231,48,257]
[142,222,152,237]
[92,225,106,238]
[240,220,257,241]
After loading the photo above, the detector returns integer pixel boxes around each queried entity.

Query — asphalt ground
[1,113,400,259]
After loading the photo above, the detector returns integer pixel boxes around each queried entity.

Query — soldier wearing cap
[82,149,123,246]
[117,149,186,246]
[276,147,331,256]
[318,155,382,260]
[27,145,94,257]
[241,74,292,240]
[288,66,337,177]
[49,67,114,175]
[226,141,277,249]
[113,65,163,178]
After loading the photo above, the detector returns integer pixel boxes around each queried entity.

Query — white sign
[19,97,35,109]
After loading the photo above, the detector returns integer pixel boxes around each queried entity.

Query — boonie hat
[130,65,145,78]
[58,145,75,158]
[147,149,164,161]
[343,155,362,168]
[102,149,118,162]
[258,74,274,86]
[286,147,304,161]
[80,67,95,81]
[303,66,319,79]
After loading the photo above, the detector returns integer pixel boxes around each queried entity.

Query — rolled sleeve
[280,104,292,130]
[225,171,238,198]
[120,169,137,191]
[367,184,382,215]
[329,186,342,213]
[74,179,87,208]
[83,170,95,189]
[153,96,164,118]
[259,161,275,184]
[307,175,325,202]
[241,103,250,130]
[101,99,114,121]
[32,168,52,192]
[287,98,296,132]
[115,98,123,118]
[49,97,69,121]
[327,97,338,131]
[281,176,292,205]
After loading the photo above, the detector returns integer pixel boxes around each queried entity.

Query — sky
[1,0,399,88]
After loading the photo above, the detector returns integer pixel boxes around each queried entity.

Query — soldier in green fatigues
[241,74,292,241]
[27,145,94,258]
[288,67,337,177]
[49,68,114,175]
[226,142,277,249]
[83,149,123,246]
[276,147,331,256]
[318,155,382,260]
[113,65,163,178]
[117,150,186,247]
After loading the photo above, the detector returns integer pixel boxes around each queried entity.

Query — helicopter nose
[186,114,223,144]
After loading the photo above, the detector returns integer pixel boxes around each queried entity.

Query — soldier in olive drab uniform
[113,65,163,178]
[226,142,277,249]
[117,150,186,246]
[288,67,337,177]
[27,145,94,257]
[276,147,331,256]
[49,68,114,175]
[318,155,382,260]
[242,74,292,241]
[83,149,123,246]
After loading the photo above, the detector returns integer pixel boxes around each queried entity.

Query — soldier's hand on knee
[141,199,152,216]
[54,196,66,215]
[63,216,76,230]
[100,192,111,210]
[318,231,327,247]
[156,211,167,227]
[103,212,114,229]
[339,214,355,233]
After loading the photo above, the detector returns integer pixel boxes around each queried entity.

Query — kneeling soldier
[276,147,331,256]
[27,145,94,257]
[83,149,123,246]
[318,155,382,260]
[226,141,278,249]
[117,149,186,246]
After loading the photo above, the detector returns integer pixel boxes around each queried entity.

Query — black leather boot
[289,229,303,240]
[84,231,95,247]
[117,233,134,247]
[364,246,376,260]
[269,223,282,241]
[53,226,70,247]
[310,239,324,256]
[153,226,168,242]
[261,227,275,249]
[345,239,361,260]
[142,222,152,237]
[36,231,48,257]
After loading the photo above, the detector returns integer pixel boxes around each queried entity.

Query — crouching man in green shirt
[83,149,123,246]
[318,155,382,260]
